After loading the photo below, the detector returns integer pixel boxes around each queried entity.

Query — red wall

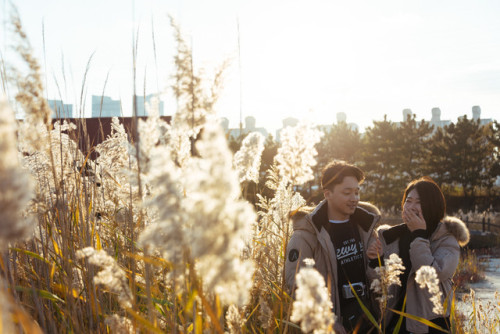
[53,116,172,160]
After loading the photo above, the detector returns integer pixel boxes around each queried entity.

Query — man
[285,160,381,333]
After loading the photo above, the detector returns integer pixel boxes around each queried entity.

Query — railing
[463,217,500,234]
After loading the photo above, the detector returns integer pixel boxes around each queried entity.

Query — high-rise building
[92,95,122,117]
[429,107,451,128]
[48,100,73,118]
[398,106,492,130]
[470,105,493,126]
[221,116,268,139]
[134,94,164,116]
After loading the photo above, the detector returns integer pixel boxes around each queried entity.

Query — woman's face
[403,188,423,217]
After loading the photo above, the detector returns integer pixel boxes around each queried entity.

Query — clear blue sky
[2,0,500,133]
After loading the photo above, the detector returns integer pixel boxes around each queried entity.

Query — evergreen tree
[228,133,245,153]
[485,120,500,194]
[394,114,434,184]
[316,121,362,167]
[359,116,400,208]
[432,116,495,197]
[426,126,449,187]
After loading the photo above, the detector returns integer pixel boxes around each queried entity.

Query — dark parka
[377,216,470,333]
[285,200,381,322]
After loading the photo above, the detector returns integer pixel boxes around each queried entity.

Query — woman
[371,177,469,333]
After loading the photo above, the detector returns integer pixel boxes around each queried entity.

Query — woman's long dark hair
[401,177,446,235]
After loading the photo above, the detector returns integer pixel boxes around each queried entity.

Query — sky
[1,0,500,135]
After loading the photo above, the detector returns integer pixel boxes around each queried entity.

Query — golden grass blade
[10,248,51,265]
[15,286,65,304]
[246,302,260,322]
[392,293,407,334]
[197,290,225,334]
[52,283,86,302]
[51,235,62,257]
[389,309,449,333]
[348,281,381,332]
[12,307,44,334]
[125,307,163,334]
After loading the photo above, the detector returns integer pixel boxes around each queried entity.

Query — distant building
[134,94,165,116]
[395,107,451,129]
[402,108,413,122]
[275,117,299,142]
[314,112,359,137]
[48,100,73,118]
[335,112,358,131]
[470,105,493,126]
[429,107,452,129]
[452,106,493,127]
[397,106,493,130]
[92,95,122,117]
[221,116,268,139]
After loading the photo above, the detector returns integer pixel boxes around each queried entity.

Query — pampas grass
[0,7,495,334]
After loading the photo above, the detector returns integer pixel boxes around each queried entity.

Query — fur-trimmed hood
[440,216,470,247]
[377,215,470,247]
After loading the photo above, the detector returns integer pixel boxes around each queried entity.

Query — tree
[227,132,245,153]
[426,126,449,187]
[359,115,434,209]
[316,121,362,167]
[485,120,500,194]
[394,114,434,183]
[430,116,496,197]
[359,116,401,208]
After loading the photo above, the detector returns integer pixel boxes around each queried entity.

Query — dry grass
[1,8,499,334]
[453,250,486,292]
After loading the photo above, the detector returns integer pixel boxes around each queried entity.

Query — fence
[464,217,500,235]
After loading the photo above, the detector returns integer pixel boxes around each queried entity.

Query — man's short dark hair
[321,161,365,191]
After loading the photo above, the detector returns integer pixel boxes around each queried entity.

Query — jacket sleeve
[409,235,460,281]
[284,230,315,292]
[365,228,380,281]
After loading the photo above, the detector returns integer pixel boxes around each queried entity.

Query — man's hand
[367,236,382,260]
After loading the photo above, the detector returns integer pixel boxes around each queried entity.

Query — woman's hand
[367,236,382,260]
[403,209,426,232]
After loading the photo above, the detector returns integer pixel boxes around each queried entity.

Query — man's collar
[351,206,377,232]
[312,201,328,231]
[312,202,375,232]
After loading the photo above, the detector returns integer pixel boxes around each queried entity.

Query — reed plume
[0,99,35,243]
[274,120,322,186]
[290,259,335,334]
[415,265,444,315]
[234,131,265,184]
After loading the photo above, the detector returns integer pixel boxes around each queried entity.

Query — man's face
[324,176,360,220]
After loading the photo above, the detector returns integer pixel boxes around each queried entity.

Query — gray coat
[377,217,470,333]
